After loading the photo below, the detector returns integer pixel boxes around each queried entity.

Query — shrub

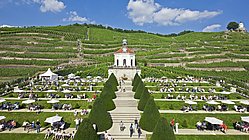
[74,103,80,109]
[139,97,160,132]
[88,97,112,132]
[102,82,116,99]
[151,117,176,140]
[132,73,139,86]
[100,88,116,111]
[109,73,118,86]
[169,104,174,110]
[132,75,142,92]
[105,78,118,92]
[134,81,145,99]
[161,94,164,99]
[88,105,92,109]
[182,120,188,128]
[74,118,98,140]
[138,87,151,111]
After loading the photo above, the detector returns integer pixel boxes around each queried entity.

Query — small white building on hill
[108,39,141,80]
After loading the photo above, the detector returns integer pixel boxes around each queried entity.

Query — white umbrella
[240,101,249,105]
[241,116,249,123]
[161,76,167,79]
[204,117,223,124]
[45,116,62,123]
[14,89,24,93]
[0,116,6,120]
[61,84,70,87]
[221,100,235,104]
[185,101,197,105]
[206,101,220,105]
[0,99,6,103]
[86,76,92,79]
[46,90,56,92]
[22,100,36,104]
[75,76,81,79]
[176,76,182,79]
[95,76,102,79]
[47,99,59,103]
[62,89,71,93]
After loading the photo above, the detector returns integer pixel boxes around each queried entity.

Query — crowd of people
[235,121,249,132]
[1,102,20,111]
[0,120,16,131]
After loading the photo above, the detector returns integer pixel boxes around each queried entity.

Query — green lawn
[146,87,225,92]
[144,82,212,87]
[3,99,94,109]
[0,133,101,140]
[0,112,89,128]
[154,100,247,111]
[146,135,249,140]
[154,113,249,129]
[152,93,247,100]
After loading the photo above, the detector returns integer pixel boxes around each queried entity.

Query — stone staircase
[106,81,147,140]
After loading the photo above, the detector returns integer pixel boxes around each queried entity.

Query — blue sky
[0,0,248,34]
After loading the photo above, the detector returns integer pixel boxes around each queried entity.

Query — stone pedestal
[108,66,141,80]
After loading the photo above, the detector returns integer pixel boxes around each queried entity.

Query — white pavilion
[108,39,141,80]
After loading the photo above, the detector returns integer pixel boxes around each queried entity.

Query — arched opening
[131,59,133,66]
[117,59,119,66]
[123,59,126,66]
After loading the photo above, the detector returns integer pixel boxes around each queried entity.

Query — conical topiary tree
[74,118,98,140]
[132,75,142,92]
[151,117,176,140]
[134,81,145,99]
[139,97,160,132]
[109,73,118,86]
[132,73,139,86]
[100,88,116,111]
[138,87,151,111]
[106,78,118,91]
[88,97,112,132]
[103,82,116,99]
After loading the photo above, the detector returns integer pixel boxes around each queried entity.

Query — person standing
[134,118,138,129]
[170,119,174,130]
[130,124,133,137]
[175,121,179,133]
[74,118,79,130]
[137,125,142,138]
[36,119,40,133]
[104,131,109,140]
[119,121,124,131]
[123,87,125,92]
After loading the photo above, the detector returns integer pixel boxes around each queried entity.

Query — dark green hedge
[74,118,98,140]
[139,97,160,132]
[151,117,176,140]
[137,87,150,111]
[134,81,145,99]
[88,98,112,132]
[132,75,142,92]
[100,88,116,111]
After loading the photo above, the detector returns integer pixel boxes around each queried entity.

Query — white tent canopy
[0,99,6,103]
[0,116,6,120]
[240,101,249,105]
[205,117,223,124]
[46,90,56,92]
[206,101,220,105]
[45,116,62,123]
[39,68,58,81]
[62,89,71,93]
[241,116,249,123]
[22,100,36,104]
[68,73,75,79]
[185,101,197,104]
[61,84,69,87]
[221,100,235,104]
[47,99,59,103]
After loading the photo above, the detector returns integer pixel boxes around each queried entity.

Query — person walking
[119,121,124,131]
[134,118,138,129]
[137,125,142,138]
[129,123,133,137]
[36,119,40,133]
[123,87,125,92]
[170,119,175,130]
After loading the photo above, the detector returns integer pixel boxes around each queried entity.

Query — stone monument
[108,39,141,80]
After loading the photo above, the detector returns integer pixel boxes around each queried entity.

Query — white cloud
[33,0,66,13]
[202,24,221,32]
[0,25,17,28]
[63,11,91,23]
[15,2,20,5]
[126,0,222,26]
[0,0,12,8]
